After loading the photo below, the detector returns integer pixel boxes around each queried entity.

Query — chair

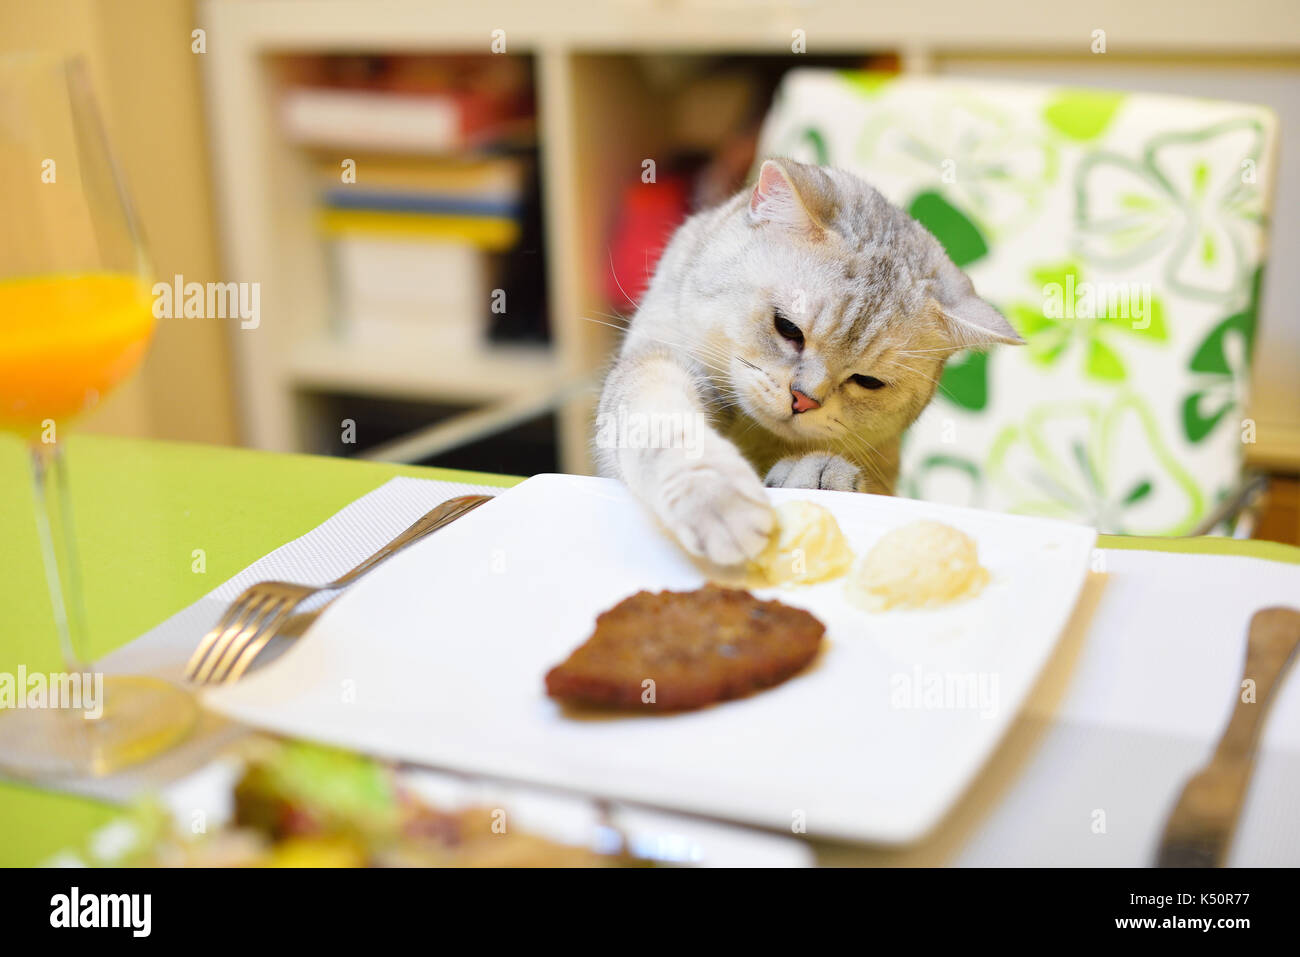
[755,71,1278,536]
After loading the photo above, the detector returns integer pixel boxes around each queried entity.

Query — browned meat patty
[545,584,825,712]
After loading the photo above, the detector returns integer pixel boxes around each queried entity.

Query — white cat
[596,158,1021,566]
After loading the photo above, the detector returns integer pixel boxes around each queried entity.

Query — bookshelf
[201,0,1300,474]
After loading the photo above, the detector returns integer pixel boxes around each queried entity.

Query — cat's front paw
[765,453,868,493]
[656,449,775,566]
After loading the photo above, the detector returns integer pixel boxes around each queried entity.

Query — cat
[595,157,1022,566]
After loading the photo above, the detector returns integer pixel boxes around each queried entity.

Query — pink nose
[791,389,821,413]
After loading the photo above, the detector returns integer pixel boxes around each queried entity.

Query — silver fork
[184,494,493,685]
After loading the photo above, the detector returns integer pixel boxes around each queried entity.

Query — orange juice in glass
[0,272,155,435]
[0,55,196,779]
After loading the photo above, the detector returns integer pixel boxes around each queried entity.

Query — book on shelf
[287,93,546,346]
[311,153,531,349]
[329,235,489,353]
[275,54,548,352]
[281,87,535,155]
[317,209,519,251]
[313,155,525,196]
[315,155,526,250]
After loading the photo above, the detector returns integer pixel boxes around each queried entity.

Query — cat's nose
[791,389,821,413]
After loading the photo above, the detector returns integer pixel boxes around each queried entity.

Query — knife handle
[1156,606,1300,867]
[1215,607,1300,760]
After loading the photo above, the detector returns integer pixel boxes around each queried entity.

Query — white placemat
[1,477,503,805]
[97,477,506,682]
[13,475,1300,865]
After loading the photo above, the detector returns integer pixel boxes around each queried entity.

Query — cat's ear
[932,260,1024,347]
[749,158,832,238]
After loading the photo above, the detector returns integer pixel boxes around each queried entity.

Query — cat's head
[712,158,1021,449]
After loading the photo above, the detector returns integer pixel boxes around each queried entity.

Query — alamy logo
[1041,274,1152,330]
[890,666,1000,718]
[593,405,707,458]
[152,274,260,329]
[0,667,102,719]
[50,887,151,937]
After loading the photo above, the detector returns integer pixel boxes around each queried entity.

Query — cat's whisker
[581,311,747,380]
[606,247,641,313]
[886,350,968,393]
[828,430,869,473]
[891,346,962,356]
[853,444,891,491]
[880,363,942,387]
[594,314,741,370]
[735,354,782,389]
[579,315,737,378]
[587,314,739,370]
[875,356,961,401]
[877,354,943,375]
[829,419,892,491]
[878,361,942,388]
[579,314,631,333]
[832,435,889,492]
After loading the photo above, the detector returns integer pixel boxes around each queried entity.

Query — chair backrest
[756,71,1278,535]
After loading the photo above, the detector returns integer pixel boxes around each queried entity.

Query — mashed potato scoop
[847,519,988,611]
[749,500,855,586]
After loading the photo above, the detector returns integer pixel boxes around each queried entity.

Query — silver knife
[1155,606,1300,867]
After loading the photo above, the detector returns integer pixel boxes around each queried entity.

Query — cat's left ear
[748,158,833,238]
[933,260,1024,347]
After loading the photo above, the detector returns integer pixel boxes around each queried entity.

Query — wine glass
[0,53,197,778]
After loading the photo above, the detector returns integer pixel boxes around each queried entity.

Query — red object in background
[605,174,691,312]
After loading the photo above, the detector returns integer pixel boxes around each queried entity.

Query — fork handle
[325,495,493,590]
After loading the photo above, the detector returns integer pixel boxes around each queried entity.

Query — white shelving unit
[285,337,561,405]
[201,0,1300,473]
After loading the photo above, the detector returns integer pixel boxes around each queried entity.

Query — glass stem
[29,440,89,671]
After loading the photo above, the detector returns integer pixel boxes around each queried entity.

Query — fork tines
[184,583,312,685]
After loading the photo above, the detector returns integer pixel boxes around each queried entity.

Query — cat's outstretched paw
[656,450,775,566]
[765,453,868,493]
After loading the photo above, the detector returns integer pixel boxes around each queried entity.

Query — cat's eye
[850,374,887,390]
[774,311,804,346]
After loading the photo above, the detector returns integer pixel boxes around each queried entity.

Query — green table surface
[0,434,519,866]
[1,434,1296,866]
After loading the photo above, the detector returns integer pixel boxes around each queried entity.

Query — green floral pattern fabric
[1010,261,1169,383]
[756,72,1276,534]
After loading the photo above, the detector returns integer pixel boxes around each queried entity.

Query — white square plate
[205,474,1096,844]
